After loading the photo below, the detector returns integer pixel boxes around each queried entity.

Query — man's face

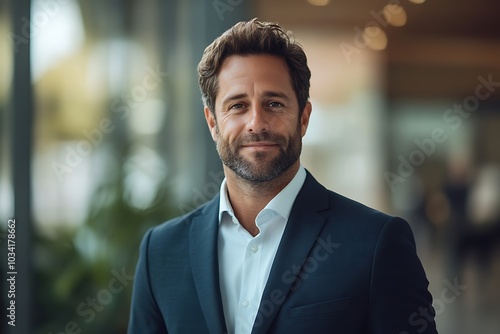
[204,54,311,182]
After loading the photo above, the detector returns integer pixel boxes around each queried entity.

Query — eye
[268,101,284,108]
[229,103,245,110]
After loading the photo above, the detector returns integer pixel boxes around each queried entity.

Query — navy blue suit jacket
[128,172,437,333]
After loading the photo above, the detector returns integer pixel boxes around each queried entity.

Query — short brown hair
[197,18,311,115]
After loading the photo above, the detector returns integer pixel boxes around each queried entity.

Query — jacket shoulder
[328,190,394,223]
[303,171,395,227]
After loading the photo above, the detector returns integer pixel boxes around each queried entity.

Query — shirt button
[250,245,258,253]
[242,300,249,308]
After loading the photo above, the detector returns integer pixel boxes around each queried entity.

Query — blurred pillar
[8,0,33,333]
[158,0,252,206]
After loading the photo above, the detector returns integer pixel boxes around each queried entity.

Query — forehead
[216,54,294,98]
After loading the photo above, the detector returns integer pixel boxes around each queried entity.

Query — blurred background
[1,0,499,333]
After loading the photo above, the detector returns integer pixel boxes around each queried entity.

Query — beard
[215,125,302,183]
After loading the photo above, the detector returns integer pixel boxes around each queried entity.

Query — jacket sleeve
[368,217,438,334]
[128,228,168,334]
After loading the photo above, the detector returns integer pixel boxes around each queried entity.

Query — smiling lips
[241,142,278,151]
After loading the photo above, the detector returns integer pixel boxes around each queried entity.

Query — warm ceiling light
[409,0,426,4]
[363,26,388,51]
[307,0,330,6]
[383,4,407,27]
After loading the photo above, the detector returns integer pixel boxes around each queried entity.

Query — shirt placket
[235,232,263,334]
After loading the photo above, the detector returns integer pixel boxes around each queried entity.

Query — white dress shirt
[217,166,306,334]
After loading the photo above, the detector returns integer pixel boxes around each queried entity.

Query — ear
[300,101,312,137]
[204,106,218,141]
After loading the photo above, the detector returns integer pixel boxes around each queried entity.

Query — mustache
[236,132,287,146]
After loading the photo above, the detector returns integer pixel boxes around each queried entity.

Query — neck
[224,161,300,236]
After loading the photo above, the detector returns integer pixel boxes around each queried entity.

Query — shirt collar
[218,165,307,223]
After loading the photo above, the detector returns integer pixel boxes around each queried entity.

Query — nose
[247,105,268,133]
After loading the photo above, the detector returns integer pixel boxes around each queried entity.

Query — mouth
[241,142,278,151]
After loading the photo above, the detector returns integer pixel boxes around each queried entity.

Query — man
[128,19,437,334]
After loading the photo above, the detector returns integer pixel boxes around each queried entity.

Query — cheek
[284,118,302,136]
[219,116,245,137]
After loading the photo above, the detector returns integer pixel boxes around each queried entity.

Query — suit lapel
[252,172,330,334]
[189,195,228,334]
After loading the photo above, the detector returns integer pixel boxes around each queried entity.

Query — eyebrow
[221,91,291,107]
[221,93,248,107]
[262,91,291,101]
